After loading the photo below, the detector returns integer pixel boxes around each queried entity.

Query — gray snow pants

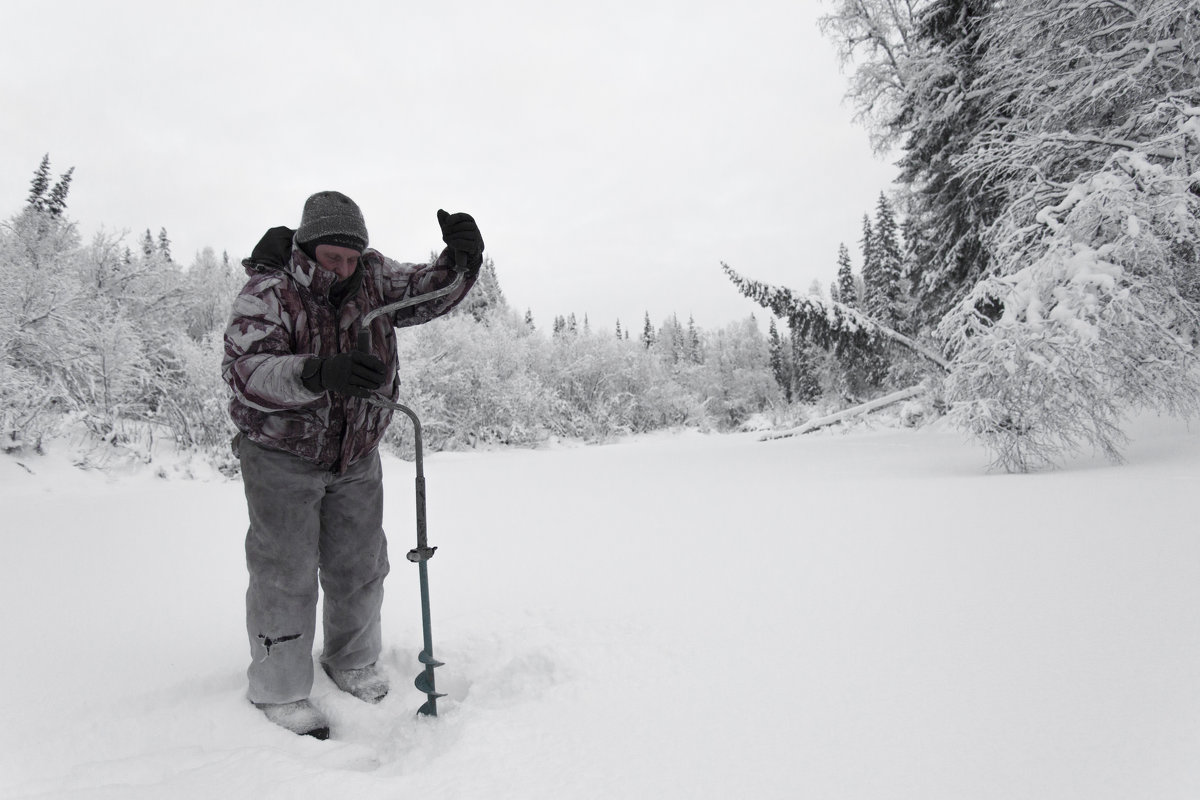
[239,437,391,705]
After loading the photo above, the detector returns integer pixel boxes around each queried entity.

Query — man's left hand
[436,209,484,273]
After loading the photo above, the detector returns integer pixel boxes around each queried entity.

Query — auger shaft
[394,404,444,716]
[357,271,463,717]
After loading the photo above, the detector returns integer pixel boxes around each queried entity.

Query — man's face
[313,244,361,280]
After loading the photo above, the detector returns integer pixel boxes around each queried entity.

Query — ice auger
[357,263,467,717]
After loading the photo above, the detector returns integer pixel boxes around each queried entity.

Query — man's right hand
[304,352,388,397]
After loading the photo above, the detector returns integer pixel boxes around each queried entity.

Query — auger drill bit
[357,269,465,717]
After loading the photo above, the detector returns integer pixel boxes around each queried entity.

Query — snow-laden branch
[721,262,951,372]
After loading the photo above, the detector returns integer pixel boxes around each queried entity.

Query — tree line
[0,160,793,469]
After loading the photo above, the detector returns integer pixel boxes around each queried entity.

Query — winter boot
[323,662,389,703]
[255,699,330,739]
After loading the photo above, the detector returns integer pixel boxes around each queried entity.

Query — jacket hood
[242,226,358,299]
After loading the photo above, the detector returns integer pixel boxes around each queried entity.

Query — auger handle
[357,255,468,353]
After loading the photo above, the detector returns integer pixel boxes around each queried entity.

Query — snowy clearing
[2,416,1198,800]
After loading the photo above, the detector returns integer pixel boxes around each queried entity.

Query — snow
[2,417,1199,799]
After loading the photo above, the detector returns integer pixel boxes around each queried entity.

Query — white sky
[1,0,897,331]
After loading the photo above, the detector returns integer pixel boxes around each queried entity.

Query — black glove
[436,209,484,274]
[248,226,296,270]
[302,352,387,397]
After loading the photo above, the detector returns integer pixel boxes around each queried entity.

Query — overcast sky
[2,0,897,331]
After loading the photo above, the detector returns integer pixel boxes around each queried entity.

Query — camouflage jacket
[223,237,475,472]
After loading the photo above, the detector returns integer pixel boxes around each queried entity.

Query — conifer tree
[895,0,1001,330]
[768,318,794,402]
[27,154,51,211]
[25,154,73,217]
[790,323,822,404]
[858,214,879,312]
[687,316,702,364]
[668,313,685,364]
[835,243,857,308]
[157,228,173,263]
[46,167,74,217]
[641,312,655,350]
[868,194,904,329]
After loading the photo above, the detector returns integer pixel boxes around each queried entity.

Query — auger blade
[415,670,445,697]
[418,651,444,668]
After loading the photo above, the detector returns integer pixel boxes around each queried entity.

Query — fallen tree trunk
[761,384,927,441]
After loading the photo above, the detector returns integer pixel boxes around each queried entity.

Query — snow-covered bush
[682,317,780,429]
[940,143,1200,470]
[155,330,238,453]
[0,362,56,454]
[388,309,565,453]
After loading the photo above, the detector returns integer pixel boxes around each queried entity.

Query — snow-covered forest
[728,0,1200,470]
[3,0,1199,472]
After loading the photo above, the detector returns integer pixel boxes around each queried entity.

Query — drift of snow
[2,417,1198,799]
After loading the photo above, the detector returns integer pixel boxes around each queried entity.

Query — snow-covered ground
[2,416,1198,800]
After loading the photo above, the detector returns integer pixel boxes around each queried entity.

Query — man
[222,191,483,738]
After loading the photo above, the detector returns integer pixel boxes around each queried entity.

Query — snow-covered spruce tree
[855,197,917,391]
[893,0,1003,331]
[789,323,823,404]
[640,312,655,349]
[686,316,702,364]
[157,228,173,263]
[835,243,857,308]
[768,317,795,402]
[25,153,75,219]
[867,193,905,330]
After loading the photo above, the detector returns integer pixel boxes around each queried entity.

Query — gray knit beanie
[296,190,369,254]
